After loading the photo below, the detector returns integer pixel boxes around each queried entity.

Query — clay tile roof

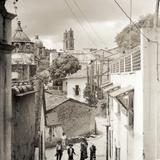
[66,68,87,79]
[45,92,67,111]
[12,81,35,96]
[12,21,31,43]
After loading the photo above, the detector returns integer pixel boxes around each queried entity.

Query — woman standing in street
[80,138,88,160]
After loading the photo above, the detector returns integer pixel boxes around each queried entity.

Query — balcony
[110,46,141,74]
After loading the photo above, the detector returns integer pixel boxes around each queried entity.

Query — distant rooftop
[45,91,67,111]
[66,68,87,79]
[12,21,31,43]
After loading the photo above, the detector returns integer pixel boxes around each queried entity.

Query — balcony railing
[110,47,141,74]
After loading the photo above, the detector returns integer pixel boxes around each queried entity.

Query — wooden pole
[106,126,109,160]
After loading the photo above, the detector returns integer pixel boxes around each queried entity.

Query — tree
[115,14,154,50]
[49,54,81,86]
[83,83,98,107]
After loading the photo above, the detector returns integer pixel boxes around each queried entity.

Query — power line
[113,0,151,42]
[113,0,160,81]
[63,0,98,47]
[71,0,107,46]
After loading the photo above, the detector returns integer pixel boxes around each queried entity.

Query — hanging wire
[113,0,160,81]
[63,0,98,47]
[113,0,151,42]
[71,0,107,46]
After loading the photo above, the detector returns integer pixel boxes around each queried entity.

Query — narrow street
[46,117,107,160]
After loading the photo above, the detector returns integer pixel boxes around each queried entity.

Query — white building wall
[67,78,87,102]
[62,79,67,93]
[110,71,143,160]
[142,28,160,160]
[107,27,160,160]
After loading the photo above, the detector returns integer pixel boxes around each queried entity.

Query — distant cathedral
[63,28,74,50]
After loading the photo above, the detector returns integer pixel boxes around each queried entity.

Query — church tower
[63,30,68,50]
[12,21,36,81]
[63,28,74,50]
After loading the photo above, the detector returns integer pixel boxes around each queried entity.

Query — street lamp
[104,121,111,160]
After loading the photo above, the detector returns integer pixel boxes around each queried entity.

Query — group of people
[55,135,96,160]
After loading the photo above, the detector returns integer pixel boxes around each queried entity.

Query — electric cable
[64,0,98,47]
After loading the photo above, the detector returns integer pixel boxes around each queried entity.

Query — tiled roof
[45,92,67,111]
[12,21,31,43]
[12,81,35,96]
[66,68,87,79]
[46,98,91,114]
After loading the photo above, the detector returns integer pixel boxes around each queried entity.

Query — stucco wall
[62,79,67,93]
[142,28,160,160]
[12,93,36,160]
[110,70,143,160]
[54,100,95,138]
[0,12,13,160]
[67,78,87,102]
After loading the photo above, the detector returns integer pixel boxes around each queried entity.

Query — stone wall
[12,93,36,160]
[54,100,95,138]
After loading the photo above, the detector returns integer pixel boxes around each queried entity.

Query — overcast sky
[6,0,156,50]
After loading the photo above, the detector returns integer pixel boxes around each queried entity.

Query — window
[121,93,134,128]
[124,92,134,128]
[128,93,134,128]
[128,109,134,128]
[75,85,80,96]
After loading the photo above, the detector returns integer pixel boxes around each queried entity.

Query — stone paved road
[46,117,107,160]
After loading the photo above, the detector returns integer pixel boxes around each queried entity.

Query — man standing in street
[67,144,76,160]
[55,141,63,160]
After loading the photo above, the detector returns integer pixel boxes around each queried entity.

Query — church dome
[34,35,43,48]
[12,21,31,43]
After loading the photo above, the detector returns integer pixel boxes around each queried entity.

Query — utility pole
[104,121,111,160]
[154,0,160,27]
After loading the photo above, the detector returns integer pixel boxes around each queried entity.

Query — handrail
[110,46,141,74]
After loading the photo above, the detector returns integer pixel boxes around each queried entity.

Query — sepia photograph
[0,0,159,160]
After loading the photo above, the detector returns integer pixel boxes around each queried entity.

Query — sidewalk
[46,117,107,160]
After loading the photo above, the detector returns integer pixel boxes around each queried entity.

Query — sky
[6,0,156,50]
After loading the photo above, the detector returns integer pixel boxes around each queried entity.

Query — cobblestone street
[46,117,107,160]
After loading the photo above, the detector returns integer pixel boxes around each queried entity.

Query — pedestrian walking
[67,144,76,160]
[55,141,63,160]
[80,138,88,160]
[90,144,96,160]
